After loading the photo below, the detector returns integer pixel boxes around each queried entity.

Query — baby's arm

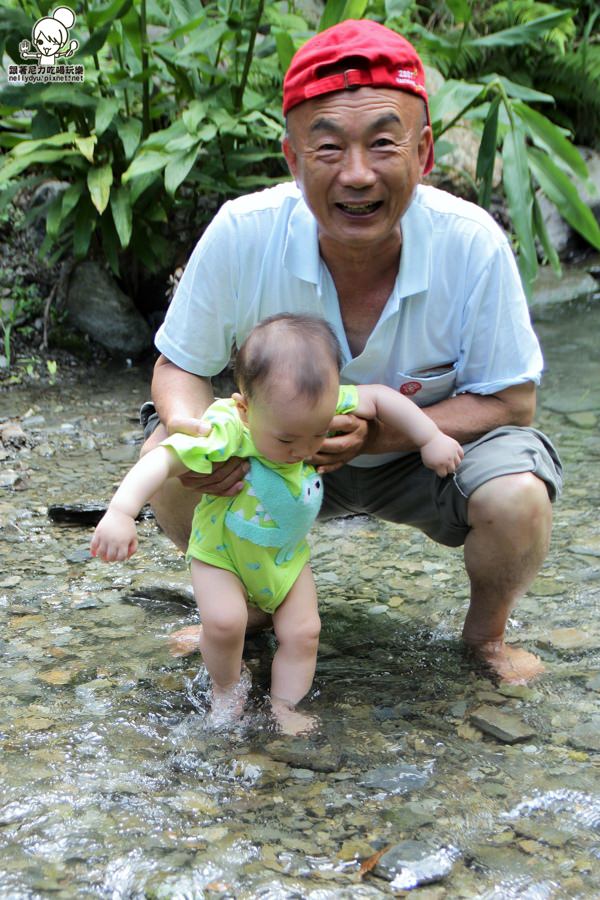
[91,447,188,561]
[354,384,464,476]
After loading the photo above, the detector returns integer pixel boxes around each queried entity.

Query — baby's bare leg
[190,560,250,717]
[271,565,321,735]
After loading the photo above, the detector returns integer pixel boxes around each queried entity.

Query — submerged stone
[567,717,600,751]
[373,840,457,887]
[469,706,536,743]
[360,764,430,793]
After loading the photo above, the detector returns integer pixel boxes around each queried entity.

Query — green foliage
[0,0,299,288]
[0,0,598,299]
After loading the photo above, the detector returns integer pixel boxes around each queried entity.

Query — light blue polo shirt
[155,181,543,468]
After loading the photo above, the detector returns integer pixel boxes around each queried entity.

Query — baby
[91,314,463,733]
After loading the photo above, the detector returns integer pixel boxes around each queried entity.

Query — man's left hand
[309,414,369,473]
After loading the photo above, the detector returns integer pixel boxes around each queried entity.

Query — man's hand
[309,414,370,473]
[165,415,248,495]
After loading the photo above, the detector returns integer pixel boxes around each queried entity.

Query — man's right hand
[165,415,248,496]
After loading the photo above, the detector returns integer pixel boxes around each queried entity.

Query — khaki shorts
[320,426,562,547]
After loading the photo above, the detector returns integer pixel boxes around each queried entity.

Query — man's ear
[232,391,249,423]
[282,135,298,180]
[418,125,433,175]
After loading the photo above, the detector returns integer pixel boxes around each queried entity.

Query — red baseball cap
[283,19,434,174]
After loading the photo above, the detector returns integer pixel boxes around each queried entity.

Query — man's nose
[339,146,377,189]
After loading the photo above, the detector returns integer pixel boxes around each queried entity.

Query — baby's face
[244,381,339,465]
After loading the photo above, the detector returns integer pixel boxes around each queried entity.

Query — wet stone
[267,739,344,773]
[469,706,537,744]
[586,673,600,692]
[538,627,600,652]
[567,717,600,752]
[360,764,430,794]
[512,818,571,848]
[373,840,457,888]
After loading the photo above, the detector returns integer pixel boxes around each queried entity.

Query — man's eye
[278,438,292,444]
[318,143,340,152]
[372,138,394,148]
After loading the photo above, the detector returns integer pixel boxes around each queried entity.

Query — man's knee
[468,472,552,532]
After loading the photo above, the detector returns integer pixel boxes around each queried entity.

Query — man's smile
[335,200,383,216]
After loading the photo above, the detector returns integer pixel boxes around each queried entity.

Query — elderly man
[142,19,562,683]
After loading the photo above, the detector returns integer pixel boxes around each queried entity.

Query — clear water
[1,298,599,897]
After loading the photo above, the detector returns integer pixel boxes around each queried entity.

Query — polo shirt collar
[393,188,433,303]
[283,195,320,284]
[282,186,433,298]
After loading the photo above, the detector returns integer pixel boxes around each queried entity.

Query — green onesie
[161,386,358,613]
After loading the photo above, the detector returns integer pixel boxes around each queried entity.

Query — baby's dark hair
[235,313,342,402]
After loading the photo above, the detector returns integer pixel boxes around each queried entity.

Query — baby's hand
[90,508,138,562]
[420,432,464,477]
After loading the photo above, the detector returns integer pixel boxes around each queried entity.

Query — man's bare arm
[366,382,536,453]
[312,382,536,472]
[151,355,214,434]
[149,354,248,495]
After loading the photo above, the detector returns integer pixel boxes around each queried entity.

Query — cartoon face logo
[19,7,79,67]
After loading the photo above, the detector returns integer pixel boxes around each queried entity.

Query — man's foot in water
[466,639,545,684]
[168,624,202,657]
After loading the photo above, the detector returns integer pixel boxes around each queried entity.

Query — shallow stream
[1,298,599,898]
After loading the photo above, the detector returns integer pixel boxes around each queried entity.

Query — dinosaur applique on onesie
[161,386,358,613]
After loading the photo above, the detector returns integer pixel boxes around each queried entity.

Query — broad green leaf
[61,183,83,220]
[100,214,120,276]
[478,75,554,104]
[31,110,61,139]
[122,151,169,182]
[75,135,97,163]
[166,133,199,153]
[77,23,112,60]
[385,0,412,18]
[110,185,133,247]
[502,122,537,290]
[128,171,159,204]
[159,14,206,44]
[178,23,229,57]
[87,164,113,214]
[532,194,561,275]
[446,0,472,25]
[0,149,79,182]
[476,94,500,210]
[469,11,574,49]
[117,118,143,160]
[429,80,485,129]
[274,31,295,74]
[12,133,76,157]
[182,100,206,133]
[46,192,67,239]
[527,146,600,251]
[513,102,587,180]
[165,146,200,195]
[73,199,96,258]
[121,5,142,60]
[88,0,132,29]
[319,0,368,32]
[96,98,120,137]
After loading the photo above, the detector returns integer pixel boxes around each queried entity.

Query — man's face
[283,87,432,254]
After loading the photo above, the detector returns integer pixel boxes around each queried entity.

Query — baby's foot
[208,665,252,729]
[168,624,203,657]
[271,698,319,736]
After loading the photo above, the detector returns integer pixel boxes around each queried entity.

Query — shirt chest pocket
[394,363,458,408]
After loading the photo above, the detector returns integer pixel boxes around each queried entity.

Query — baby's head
[234,314,342,464]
